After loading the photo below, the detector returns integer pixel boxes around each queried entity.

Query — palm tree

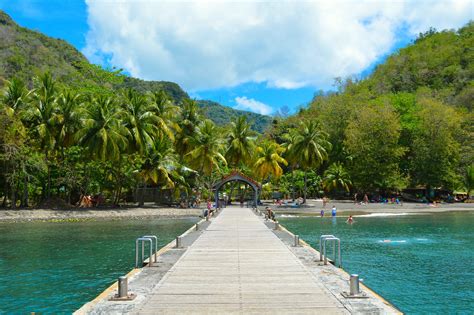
[138,137,180,206]
[282,129,299,200]
[186,119,227,192]
[254,141,287,181]
[289,120,331,203]
[26,73,59,199]
[2,77,31,117]
[148,90,179,141]
[175,99,201,156]
[121,89,159,154]
[77,95,129,205]
[56,90,83,150]
[226,116,255,168]
[77,95,129,161]
[323,162,352,192]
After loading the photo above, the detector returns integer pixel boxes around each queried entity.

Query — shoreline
[0,200,473,222]
[0,206,203,222]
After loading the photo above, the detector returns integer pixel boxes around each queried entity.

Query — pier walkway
[136,207,346,314]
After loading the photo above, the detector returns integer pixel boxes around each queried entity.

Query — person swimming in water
[346,215,354,224]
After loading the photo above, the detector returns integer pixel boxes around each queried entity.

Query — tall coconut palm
[27,73,58,154]
[282,129,299,200]
[25,73,59,199]
[121,89,159,154]
[288,120,331,203]
[322,162,352,192]
[56,90,83,150]
[77,95,129,161]
[186,119,227,192]
[254,141,287,181]
[226,116,255,168]
[148,90,179,140]
[175,99,201,156]
[137,137,180,206]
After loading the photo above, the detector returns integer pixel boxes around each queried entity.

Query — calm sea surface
[278,211,474,314]
[0,217,198,313]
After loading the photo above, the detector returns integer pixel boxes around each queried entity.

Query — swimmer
[346,215,354,224]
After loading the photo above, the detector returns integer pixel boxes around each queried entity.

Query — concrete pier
[77,206,401,314]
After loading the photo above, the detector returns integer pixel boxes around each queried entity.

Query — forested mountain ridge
[274,22,473,192]
[0,10,271,131]
[197,100,272,133]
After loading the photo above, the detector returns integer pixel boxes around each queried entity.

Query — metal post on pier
[118,276,128,298]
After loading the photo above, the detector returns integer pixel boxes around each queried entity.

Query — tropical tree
[186,119,227,193]
[175,99,201,156]
[345,103,406,192]
[56,90,83,150]
[254,140,287,181]
[25,73,59,199]
[137,137,180,206]
[2,77,31,117]
[148,90,179,140]
[121,89,159,154]
[77,95,129,161]
[464,164,474,200]
[287,120,331,203]
[323,163,352,193]
[226,116,255,168]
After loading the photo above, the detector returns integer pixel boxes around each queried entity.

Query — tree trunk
[303,170,307,204]
[139,180,147,207]
[291,168,295,201]
[11,185,16,210]
[21,175,29,208]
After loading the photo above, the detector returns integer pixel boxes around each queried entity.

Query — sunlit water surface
[278,211,474,314]
[0,217,198,313]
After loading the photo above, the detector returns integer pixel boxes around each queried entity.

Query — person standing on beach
[320,209,324,217]
[331,206,337,217]
[354,193,358,204]
[363,194,369,204]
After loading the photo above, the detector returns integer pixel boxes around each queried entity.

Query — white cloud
[84,0,473,91]
[234,96,273,115]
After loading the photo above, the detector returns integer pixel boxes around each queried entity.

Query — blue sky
[1,0,472,116]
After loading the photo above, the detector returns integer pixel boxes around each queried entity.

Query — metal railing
[323,237,341,267]
[319,235,335,261]
[135,235,158,268]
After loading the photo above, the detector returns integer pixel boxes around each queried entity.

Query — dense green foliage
[1,11,472,207]
[271,22,473,197]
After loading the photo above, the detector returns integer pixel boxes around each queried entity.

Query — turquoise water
[0,217,198,313]
[278,212,474,314]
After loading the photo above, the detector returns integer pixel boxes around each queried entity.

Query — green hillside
[197,100,272,133]
[0,10,271,131]
[275,22,474,192]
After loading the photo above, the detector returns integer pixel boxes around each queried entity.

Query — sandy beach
[0,199,473,222]
[0,206,203,222]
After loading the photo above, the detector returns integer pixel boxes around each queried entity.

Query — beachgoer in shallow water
[331,206,337,217]
[346,215,354,224]
[320,209,324,217]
